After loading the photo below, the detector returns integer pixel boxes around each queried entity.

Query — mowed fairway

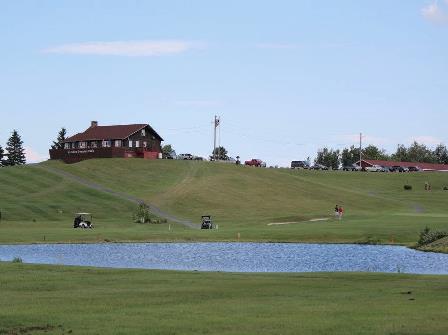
[0,159,448,244]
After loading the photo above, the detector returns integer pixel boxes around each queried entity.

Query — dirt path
[35,165,199,229]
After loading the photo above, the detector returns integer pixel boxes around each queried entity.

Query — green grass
[1,159,448,244]
[0,262,447,335]
[418,236,448,253]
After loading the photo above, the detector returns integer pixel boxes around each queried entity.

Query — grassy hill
[1,158,448,244]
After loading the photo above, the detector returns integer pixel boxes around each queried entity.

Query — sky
[1,0,447,166]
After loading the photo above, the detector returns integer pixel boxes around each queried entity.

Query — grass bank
[0,159,447,244]
[1,262,447,334]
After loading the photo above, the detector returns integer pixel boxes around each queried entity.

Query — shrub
[417,227,448,246]
[133,203,166,224]
[443,186,448,191]
[12,257,22,263]
[403,185,412,190]
[133,202,152,223]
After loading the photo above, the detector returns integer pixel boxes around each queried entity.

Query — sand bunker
[268,218,329,226]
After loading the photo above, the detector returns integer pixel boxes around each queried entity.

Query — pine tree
[0,145,4,167]
[5,130,26,166]
[51,127,67,150]
[434,144,448,164]
[211,146,229,160]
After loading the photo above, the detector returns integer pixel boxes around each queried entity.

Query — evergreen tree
[0,145,4,167]
[341,146,360,166]
[315,147,340,169]
[211,146,229,160]
[407,141,435,163]
[51,127,67,150]
[161,144,176,158]
[5,130,26,166]
[434,144,448,164]
[391,144,408,162]
[362,145,389,161]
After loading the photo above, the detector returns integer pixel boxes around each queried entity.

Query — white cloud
[409,136,442,146]
[25,147,48,163]
[422,1,448,24]
[43,40,200,57]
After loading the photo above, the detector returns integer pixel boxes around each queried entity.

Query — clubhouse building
[49,121,163,163]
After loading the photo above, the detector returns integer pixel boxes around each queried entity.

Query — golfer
[338,206,344,220]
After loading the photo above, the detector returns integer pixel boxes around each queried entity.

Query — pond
[1,243,447,274]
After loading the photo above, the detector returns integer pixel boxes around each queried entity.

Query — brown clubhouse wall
[49,147,157,164]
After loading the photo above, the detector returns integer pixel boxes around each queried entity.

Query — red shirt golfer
[338,206,344,220]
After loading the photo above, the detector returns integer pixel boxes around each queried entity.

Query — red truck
[244,159,266,167]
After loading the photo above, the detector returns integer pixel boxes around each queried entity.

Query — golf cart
[73,213,93,229]
[201,215,213,229]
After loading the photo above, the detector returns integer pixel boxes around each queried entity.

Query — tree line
[315,142,448,170]
[0,130,26,167]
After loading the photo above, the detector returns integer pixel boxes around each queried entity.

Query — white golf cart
[73,213,93,229]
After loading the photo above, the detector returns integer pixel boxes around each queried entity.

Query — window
[128,140,133,148]
[64,143,70,149]
[91,142,98,148]
[115,140,122,147]
[79,142,86,149]
[143,141,147,148]
[135,140,140,148]
[102,140,111,148]
[141,129,146,136]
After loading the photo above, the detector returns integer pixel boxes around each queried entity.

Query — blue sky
[1,0,447,166]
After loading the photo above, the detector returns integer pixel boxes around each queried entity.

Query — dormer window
[141,129,146,136]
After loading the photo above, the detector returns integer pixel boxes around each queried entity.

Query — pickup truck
[245,159,266,167]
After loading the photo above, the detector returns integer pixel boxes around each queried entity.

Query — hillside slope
[1,159,448,244]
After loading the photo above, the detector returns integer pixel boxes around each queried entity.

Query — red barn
[49,121,163,163]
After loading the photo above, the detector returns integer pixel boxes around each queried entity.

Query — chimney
[90,121,98,128]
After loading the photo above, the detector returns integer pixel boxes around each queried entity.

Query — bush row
[417,227,448,246]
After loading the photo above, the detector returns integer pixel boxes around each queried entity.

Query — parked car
[162,151,176,159]
[365,164,383,172]
[290,161,310,169]
[178,153,193,160]
[245,159,265,167]
[310,164,329,170]
[390,165,406,172]
[408,166,421,172]
[342,164,361,171]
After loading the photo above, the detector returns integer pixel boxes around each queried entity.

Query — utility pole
[359,132,362,168]
[213,115,220,160]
